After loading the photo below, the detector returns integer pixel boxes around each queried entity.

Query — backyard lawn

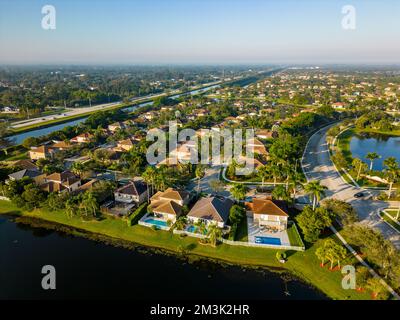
[0,200,374,300]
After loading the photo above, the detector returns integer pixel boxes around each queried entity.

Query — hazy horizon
[1,0,399,65]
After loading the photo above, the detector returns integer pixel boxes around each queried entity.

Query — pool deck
[138,213,172,231]
[247,216,290,246]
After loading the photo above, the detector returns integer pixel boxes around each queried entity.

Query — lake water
[0,216,326,300]
[350,134,400,171]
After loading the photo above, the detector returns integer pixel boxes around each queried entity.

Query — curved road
[301,124,400,249]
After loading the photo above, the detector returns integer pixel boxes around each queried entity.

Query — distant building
[29,145,55,160]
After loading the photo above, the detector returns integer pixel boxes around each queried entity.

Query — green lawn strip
[287,223,304,247]
[0,200,372,300]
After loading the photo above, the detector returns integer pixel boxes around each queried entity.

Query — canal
[0,216,326,300]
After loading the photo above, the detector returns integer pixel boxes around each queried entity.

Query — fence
[221,238,305,251]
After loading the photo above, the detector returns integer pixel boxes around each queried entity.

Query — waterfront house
[108,122,127,132]
[114,180,148,205]
[246,196,289,231]
[148,188,190,223]
[187,196,233,228]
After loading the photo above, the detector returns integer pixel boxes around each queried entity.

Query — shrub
[127,203,148,226]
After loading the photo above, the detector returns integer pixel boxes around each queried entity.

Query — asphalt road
[301,124,400,249]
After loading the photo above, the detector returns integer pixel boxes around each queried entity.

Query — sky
[0,0,399,65]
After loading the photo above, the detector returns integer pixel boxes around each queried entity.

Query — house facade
[114,180,148,205]
[187,196,233,228]
[246,196,289,231]
[149,188,190,223]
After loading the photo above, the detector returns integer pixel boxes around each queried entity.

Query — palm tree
[65,199,76,219]
[268,163,281,186]
[174,216,187,231]
[288,171,303,201]
[142,166,157,202]
[195,165,205,193]
[79,192,99,218]
[352,158,367,181]
[257,165,269,186]
[366,152,380,171]
[271,184,291,202]
[71,162,85,177]
[304,180,328,210]
[195,220,207,235]
[230,184,248,201]
[383,157,399,199]
[207,224,222,247]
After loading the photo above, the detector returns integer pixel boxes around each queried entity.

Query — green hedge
[126,203,148,226]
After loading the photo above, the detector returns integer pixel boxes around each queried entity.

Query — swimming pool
[255,236,281,245]
[186,225,197,233]
[145,218,168,228]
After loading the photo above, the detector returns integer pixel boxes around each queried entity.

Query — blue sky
[0,0,399,64]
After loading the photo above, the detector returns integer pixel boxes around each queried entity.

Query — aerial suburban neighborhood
[1,0,400,310]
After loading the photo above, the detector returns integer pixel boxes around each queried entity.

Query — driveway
[301,125,400,249]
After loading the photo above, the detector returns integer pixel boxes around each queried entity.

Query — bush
[126,202,148,226]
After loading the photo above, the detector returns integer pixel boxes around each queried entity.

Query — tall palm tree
[230,184,248,201]
[195,165,205,193]
[288,171,303,201]
[257,165,269,186]
[383,157,399,199]
[268,163,281,186]
[366,152,380,171]
[142,166,157,202]
[304,180,328,210]
[65,199,76,219]
[207,224,222,247]
[79,192,99,218]
[174,216,187,231]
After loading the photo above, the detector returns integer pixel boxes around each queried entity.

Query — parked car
[354,192,365,198]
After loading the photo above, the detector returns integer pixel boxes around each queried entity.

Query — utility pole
[89,96,92,108]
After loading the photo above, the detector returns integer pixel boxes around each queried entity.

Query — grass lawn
[287,223,304,247]
[0,200,374,300]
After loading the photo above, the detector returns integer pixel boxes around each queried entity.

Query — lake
[0,216,326,300]
[350,134,400,171]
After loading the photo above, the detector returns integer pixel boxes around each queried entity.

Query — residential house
[187,196,233,228]
[11,159,39,171]
[246,196,289,231]
[70,133,94,144]
[108,122,127,132]
[29,145,55,160]
[8,169,42,182]
[116,137,137,151]
[40,170,81,193]
[246,138,269,157]
[114,180,148,205]
[149,188,190,223]
[169,141,198,163]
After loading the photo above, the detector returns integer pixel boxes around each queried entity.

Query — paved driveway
[301,125,400,249]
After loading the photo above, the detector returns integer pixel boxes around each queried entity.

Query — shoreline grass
[0,200,373,300]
